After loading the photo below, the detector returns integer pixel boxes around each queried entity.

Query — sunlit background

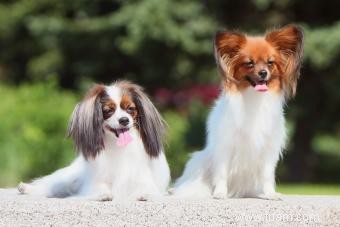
[0,0,339,194]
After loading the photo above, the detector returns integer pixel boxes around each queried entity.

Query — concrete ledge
[0,189,339,226]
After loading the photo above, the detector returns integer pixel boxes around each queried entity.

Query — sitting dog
[173,25,303,199]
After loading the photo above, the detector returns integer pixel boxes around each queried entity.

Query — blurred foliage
[164,100,210,178]
[0,0,217,89]
[0,82,77,186]
[163,111,189,178]
[0,0,339,186]
[277,184,340,195]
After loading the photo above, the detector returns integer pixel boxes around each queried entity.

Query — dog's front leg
[257,161,281,200]
[211,162,228,199]
[133,172,163,201]
[76,182,113,201]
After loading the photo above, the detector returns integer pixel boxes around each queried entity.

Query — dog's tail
[18,156,85,198]
[171,151,211,198]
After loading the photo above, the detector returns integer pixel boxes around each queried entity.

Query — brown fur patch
[101,96,116,120]
[220,37,282,93]
[120,94,138,119]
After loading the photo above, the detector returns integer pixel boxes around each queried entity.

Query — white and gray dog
[18,80,170,201]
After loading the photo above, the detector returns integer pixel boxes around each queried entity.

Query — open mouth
[246,76,269,92]
[106,126,130,138]
[105,125,133,147]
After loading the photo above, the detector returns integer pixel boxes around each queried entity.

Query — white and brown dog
[173,25,303,200]
[18,81,170,201]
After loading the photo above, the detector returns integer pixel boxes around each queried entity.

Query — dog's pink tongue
[255,84,268,92]
[116,131,133,147]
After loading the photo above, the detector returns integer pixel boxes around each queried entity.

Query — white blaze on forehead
[105,84,122,104]
[104,84,131,120]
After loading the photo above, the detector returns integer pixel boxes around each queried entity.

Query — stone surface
[0,188,339,226]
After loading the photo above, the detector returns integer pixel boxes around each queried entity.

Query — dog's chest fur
[207,88,286,196]
[209,88,285,152]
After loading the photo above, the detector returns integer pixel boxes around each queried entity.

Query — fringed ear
[265,25,304,98]
[214,31,246,81]
[67,84,106,159]
[119,81,166,158]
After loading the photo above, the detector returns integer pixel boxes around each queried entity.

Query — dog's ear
[265,25,304,98]
[214,31,246,81]
[67,84,106,159]
[120,81,166,158]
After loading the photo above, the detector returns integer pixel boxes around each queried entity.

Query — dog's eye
[126,106,136,114]
[103,109,113,115]
[267,60,274,66]
[244,61,254,68]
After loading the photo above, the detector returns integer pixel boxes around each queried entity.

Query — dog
[18,80,170,201]
[173,25,304,199]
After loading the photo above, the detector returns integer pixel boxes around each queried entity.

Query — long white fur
[173,88,285,199]
[19,84,170,201]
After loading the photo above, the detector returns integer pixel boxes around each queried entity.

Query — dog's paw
[167,187,174,195]
[137,194,156,201]
[212,186,228,200]
[212,192,228,200]
[257,192,282,201]
[17,182,31,194]
[137,195,149,201]
[136,193,162,202]
[95,193,113,202]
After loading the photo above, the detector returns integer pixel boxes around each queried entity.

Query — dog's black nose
[258,70,268,79]
[119,117,129,126]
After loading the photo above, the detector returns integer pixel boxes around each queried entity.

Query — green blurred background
[0,0,339,194]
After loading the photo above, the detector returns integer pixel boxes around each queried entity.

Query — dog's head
[67,81,166,159]
[214,25,304,98]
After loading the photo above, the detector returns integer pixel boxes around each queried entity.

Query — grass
[277,184,340,195]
